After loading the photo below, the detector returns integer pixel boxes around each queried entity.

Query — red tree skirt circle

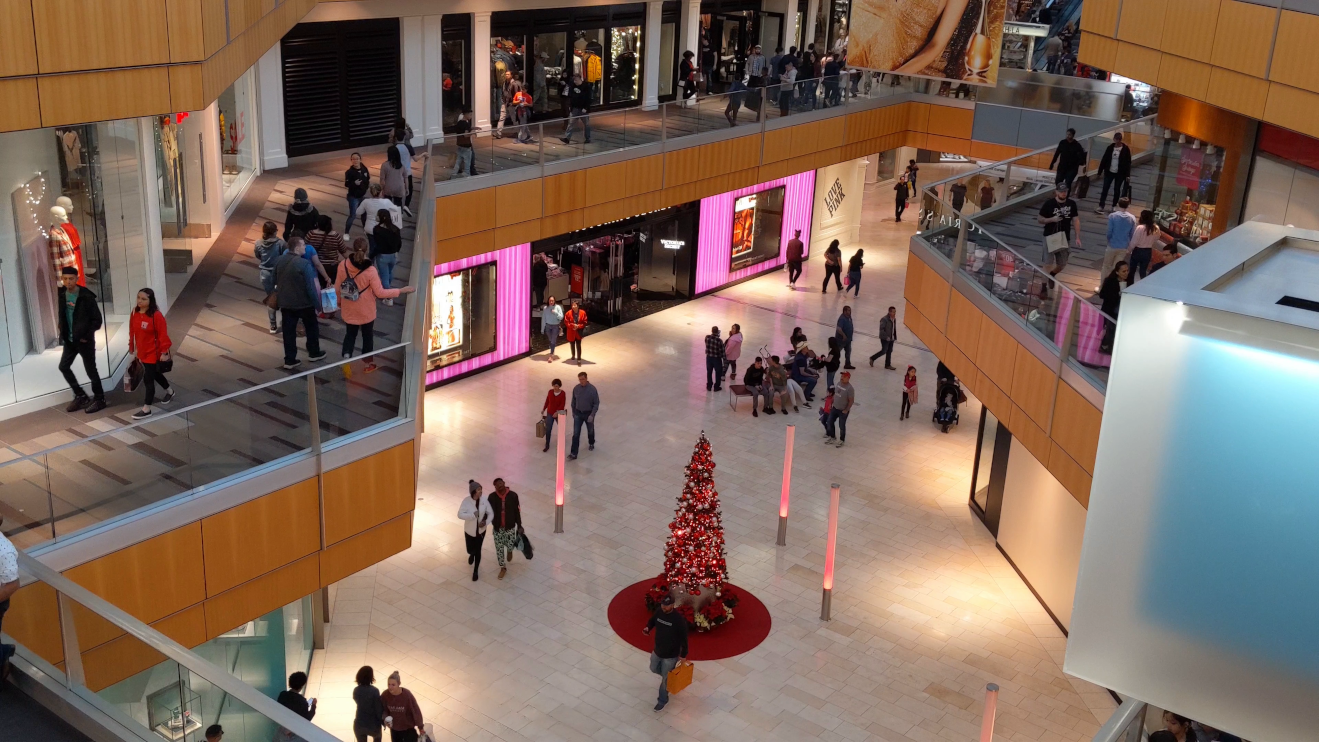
[607,580,772,661]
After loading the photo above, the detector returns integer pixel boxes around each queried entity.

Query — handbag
[264,291,279,309]
[666,661,694,694]
[536,417,546,439]
[518,529,534,560]
[125,358,144,392]
[1045,230,1069,253]
[151,314,173,373]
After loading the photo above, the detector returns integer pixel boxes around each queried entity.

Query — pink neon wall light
[694,170,816,294]
[425,243,531,385]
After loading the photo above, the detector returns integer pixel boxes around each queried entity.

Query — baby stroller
[932,378,961,433]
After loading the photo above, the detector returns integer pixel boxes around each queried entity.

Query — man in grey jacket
[569,372,599,460]
[275,236,325,370]
[825,371,855,447]
[870,305,898,369]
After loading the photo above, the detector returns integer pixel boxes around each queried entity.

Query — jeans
[1099,171,1127,210]
[1128,247,1152,283]
[650,652,680,705]
[750,386,769,410]
[345,197,363,234]
[375,253,397,290]
[706,356,724,389]
[826,368,836,389]
[281,307,322,364]
[564,107,591,142]
[822,265,843,291]
[787,260,802,284]
[464,529,485,571]
[571,410,595,456]
[453,146,474,178]
[794,375,817,398]
[59,341,104,400]
[779,90,792,116]
[142,361,171,405]
[261,268,278,328]
[353,723,382,742]
[870,339,894,367]
[342,320,375,357]
[846,271,861,295]
[839,339,852,367]
[544,413,556,449]
[724,359,737,380]
[495,103,509,135]
[545,326,560,356]
[826,409,849,440]
[515,107,532,142]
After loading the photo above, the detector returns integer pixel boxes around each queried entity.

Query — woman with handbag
[541,379,566,452]
[128,288,174,420]
[337,237,416,371]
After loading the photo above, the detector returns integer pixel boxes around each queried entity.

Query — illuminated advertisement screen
[850,0,1007,85]
[730,186,785,271]
[428,263,497,371]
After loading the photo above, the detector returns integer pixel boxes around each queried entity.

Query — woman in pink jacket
[336,237,415,372]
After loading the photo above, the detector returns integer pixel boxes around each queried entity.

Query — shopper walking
[893,175,910,221]
[900,366,918,420]
[569,372,598,459]
[494,70,514,139]
[1096,132,1132,213]
[275,237,325,370]
[1038,184,1081,282]
[785,229,804,287]
[704,326,726,391]
[352,666,385,742]
[565,299,588,363]
[870,305,898,369]
[836,306,856,368]
[510,74,534,144]
[382,672,425,742]
[359,185,401,255]
[725,78,747,126]
[978,180,996,211]
[379,146,408,208]
[845,249,864,296]
[283,188,320,240]
[338,238,415,369]
[1127,209,1160,283]
[825,371,854,446]
[1049,128,1087,197]
[57,267,106,413]
[344,153,371,235]
[560,74,593,144]
[458,480,492,581]
[307,216,346,286]
[371,211,403,301]
[821,239,844,292]
[1102,197,1138,278]
[542,295,564,360]
[487,478,523,580]
[680,51,698,106]
[128,288,174,420]
[642,595,688,711]
[451,109,477,178]
[255,221,286,334]
[276,671,317,730]
[724,324,743,381]
[532,253,549,307]
[1099,261,1127,353]
[542,379,566,452]
[822,336,841,389]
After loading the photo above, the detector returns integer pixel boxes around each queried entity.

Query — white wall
[995,437,1087,630]
[810,157,868,255]
[1243,153,1319,231]
[257,45,288,170]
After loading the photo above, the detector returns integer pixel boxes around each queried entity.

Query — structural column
[803,0,820,52]
[678,0,701,67]
[473,12,493,131]
[423,15,445,141]
[402,17,425,145]
[641,1,663,110]
[256,44,288,170]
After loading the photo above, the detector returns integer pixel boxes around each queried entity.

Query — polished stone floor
[304,185,1115,741]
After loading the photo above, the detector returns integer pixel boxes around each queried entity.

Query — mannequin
[54,197,94,280]
[49,206,87,287]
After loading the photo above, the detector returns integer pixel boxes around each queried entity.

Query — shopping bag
[1045,231,1069,253]
[124,358,144,392]
[518,530,534,560]
[319,287,339,313]
[536,417,546,439]
[667,661,693,694]
[1075,173,1091,199]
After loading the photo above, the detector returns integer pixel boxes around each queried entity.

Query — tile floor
[303,183,1116,741]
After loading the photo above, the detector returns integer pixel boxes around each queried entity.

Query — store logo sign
[661,239,685,250]
[825,179,846,218]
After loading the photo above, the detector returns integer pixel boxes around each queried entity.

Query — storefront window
[1150,130,1225,247]
[536,32,569,116]
[217,68,258,210]
[730,186,785,271]
[429,263,498,370]
[442,39,467,128]
[491,36,527,121]
[610,26,642,103]
[659,22,677,98]
[0,120,151,408]
[573,30,607,106]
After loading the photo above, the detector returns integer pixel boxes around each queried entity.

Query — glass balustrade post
[953,215,970,270]
[307,374,326,550]
[56,591,85,688]
[661,102,667,144]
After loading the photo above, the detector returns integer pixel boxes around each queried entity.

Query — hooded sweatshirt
[254,237,286,272]
[284,201,320,240]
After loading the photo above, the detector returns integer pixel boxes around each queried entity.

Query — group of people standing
[682,42,860,123]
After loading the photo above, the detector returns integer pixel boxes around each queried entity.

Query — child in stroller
[932,377,960,433]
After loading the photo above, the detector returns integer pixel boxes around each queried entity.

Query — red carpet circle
[607,580,772,660]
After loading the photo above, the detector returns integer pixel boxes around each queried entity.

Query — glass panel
[534,32,568,117]
[0,453,52,549]
[441,40,466,129]
[1063,295,1112,391]
[960,235,1061,350]
[154,112,212,309]
[95,119,151,379]
[316,345,406,444]
[183,375,313,488]
[218,68,258,210]
[659,22,676,97]
[609,26,641,103]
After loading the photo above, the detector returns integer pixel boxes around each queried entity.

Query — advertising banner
[849,0,1007,85]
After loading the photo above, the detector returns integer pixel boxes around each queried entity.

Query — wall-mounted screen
[428,262,498,371]
[729,186,785,271]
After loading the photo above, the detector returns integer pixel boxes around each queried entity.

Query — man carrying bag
[642,595,689,711]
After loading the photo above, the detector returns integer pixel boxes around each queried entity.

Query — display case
[428,263,498,371]
[147,683,202,741]
[1151,132,1225,248]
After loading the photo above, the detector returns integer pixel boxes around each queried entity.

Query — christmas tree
[664,433,729,593]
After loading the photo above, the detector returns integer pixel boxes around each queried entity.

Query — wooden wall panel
[903,256,924,311]
[4,582,63,667]
[939,342,976,390]
[625,155,665,195]
[1048,443,1093,508]
[0,78,42,134]
[540,208,584,237]
[203,555,320,640]
[975,371,1011,422]
[541,170,587,214]
[1009,403,1051,468]
[1263,83,1319,140]
[926,106,973,140]
[323,441,415,546]
[762,127,793,163]
[902,302,945,359]
[1207,67,1270,119]
[945,290,983,361]
[975,316,1018,393]
[494,179,543,228]
[663,146,705,185]
[65,522,206,651]
[320,513,412,585]
[1079,33,1119,73]
[201,479,320,597]
[436,231,494,267]
[166,0,206,62]
[32,0,171,73]
[917,268,950,331]
[1161,0,1220,63]
[81,605,207,693]
[200,0,226,54]
[816,116,846,150]
[1113,43,1163,86]
[38,67,173,127]
[1211,0,1276,78]
[1080,0,1121,37]
[924,135,972,157]
[1010,345,1056,430]
[789,122,821,159]
[436,190,496,240]
[495,219,543,249]
[1116,0,1167,49]
[1051,381,1102,474]
[169,64,205,113]
[1269,10,1319,94]
[905,102,930,133]
[0,0,40,77]
[1157,55,1212,102]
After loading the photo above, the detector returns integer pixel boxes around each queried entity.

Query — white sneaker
[835,440,845,447]
[384,298,394,306]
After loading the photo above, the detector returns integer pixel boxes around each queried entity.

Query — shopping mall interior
[1,0,1317,740]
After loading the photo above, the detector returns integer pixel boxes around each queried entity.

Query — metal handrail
[1092,697,1148,742]
[15,550,340,742]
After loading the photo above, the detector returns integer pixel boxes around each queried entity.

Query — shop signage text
[661,239,685,250]
[824,179,846,218]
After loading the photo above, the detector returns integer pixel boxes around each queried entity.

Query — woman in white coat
[458,480,493,581]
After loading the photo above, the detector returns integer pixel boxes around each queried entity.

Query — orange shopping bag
[667,660,694,694]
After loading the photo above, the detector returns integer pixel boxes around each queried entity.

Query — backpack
[339,264,364,302]
[585,52,602,83]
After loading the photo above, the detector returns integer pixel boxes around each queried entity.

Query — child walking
[901,366,918,420]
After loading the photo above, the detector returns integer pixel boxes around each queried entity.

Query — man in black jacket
[57,267,106,413]
[559,74,592,145]
[1096,132,1133,213]
[643,595,688,711]
[276,671,316,737]
[1049,129,1088,198]
[743,357,768,416]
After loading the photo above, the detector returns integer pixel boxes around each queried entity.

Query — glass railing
[915,115,1160,394]
[0,145,436,552]
[1092,698,1148,742]
[433,72,954,184]
[5,550,339,742]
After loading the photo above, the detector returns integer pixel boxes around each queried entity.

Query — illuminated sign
[660,239,685,250]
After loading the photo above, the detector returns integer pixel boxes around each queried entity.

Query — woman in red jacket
[541,378,566,452]
[128,288,174,420]
[564,299,588,364]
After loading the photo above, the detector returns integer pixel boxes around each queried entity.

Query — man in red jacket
[785,229,804,288]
